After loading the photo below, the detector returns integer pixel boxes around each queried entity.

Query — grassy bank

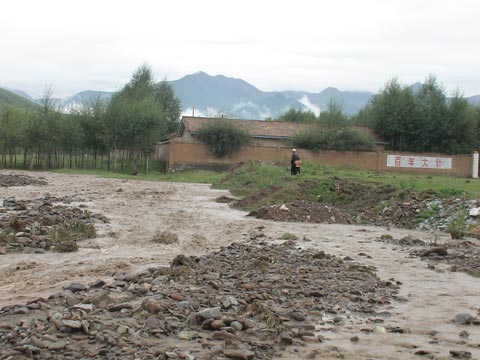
[36,162,480,200]
[212,161,480,202]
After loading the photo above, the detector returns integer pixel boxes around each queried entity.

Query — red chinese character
[422,158,429,168]
[408,157,415,167]
[394,156,401,167]
[435,158,443,168]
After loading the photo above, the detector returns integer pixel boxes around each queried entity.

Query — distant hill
[7,73,480,119]
[467,95,480,106]
[171,71,307,118]
[4,87,35,101]
[32,90,113,111]
[281,87,372,116]
[171,72,372,118]
[0,87,38,111]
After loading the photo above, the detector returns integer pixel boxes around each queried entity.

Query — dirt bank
[0,170,479,359]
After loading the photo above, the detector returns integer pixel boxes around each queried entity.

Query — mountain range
[2,72,480,119]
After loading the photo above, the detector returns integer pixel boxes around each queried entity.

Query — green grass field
[212,161,480,200]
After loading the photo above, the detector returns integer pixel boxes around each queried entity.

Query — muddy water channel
[0,170,479,359]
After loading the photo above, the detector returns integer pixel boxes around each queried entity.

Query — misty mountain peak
[5,73,479,119]
[193,71,208,77]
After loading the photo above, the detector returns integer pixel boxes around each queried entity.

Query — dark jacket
[291,153,300,165]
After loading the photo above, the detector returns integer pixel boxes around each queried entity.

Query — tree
[415,76,448,152]
[105,64,171,172]
[75,97,108,168]
[22,86,63,169]
[318,100,349,128]
[277,108,317,123]
[443,91,476,154]
[0,106,24,167]
[154,79,182,135]
[57,115,83,168]
[291,127,375,151]
[368,78,420,151]
[351,104,374,127]
[196,120,251,158]
[474,105,480,150]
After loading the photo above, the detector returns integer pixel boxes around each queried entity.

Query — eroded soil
[0,170,479,359]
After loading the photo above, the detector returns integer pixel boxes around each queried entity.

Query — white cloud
[1,0,479,97]
[298,96,321,116]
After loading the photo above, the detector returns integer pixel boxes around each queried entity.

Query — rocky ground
[375,234,480,278]
[0,174,48,188]
[0,170,479,359]
[250,197,480,235]
[0,239,399,359]
[0,195,107,254]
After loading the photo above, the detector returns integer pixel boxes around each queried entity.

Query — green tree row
[355,76,480,154]
[0,65,181,172]
[276,76,480,154]
[277,101,376,151]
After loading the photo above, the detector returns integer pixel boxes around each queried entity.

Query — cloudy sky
[1,0,479,98]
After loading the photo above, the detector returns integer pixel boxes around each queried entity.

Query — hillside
[8,73,480,119]
[171,71,307,118]
[15,73,373,118]
[171,72,374,118]
[0,87,37,110]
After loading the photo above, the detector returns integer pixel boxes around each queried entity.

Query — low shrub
[280,232,298,240]
[196,120,251,158]
[448,212,466,239]
[292,126,375,151]
[49,220,96,252]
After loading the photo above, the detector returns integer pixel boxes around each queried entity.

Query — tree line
[276,76,480,154]
[357,76,480,154]
[0,65,181,172]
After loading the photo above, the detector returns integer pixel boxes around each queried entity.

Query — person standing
[291,149,301,175]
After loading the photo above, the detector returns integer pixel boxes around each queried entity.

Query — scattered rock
[449,350,472,358]
[223,349,255,360]
[420,247,448,257]
[454,313,474,325]
[63,283,87,293]
[290,311,306,321]
[0,195,105,253]
[469,207,480,217]
[372,325,387,334]
[178,330,198,340]
[414,349,433,356]
[152,231,179,245]
[171,255,195,267]
[0,174,48,187]
[222,295,239,309]
[0,241,398,359]
[197,307,221,320]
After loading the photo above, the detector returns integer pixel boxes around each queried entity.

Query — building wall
[156,140,476,177]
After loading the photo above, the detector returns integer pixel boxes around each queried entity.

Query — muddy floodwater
[0,170,479,359]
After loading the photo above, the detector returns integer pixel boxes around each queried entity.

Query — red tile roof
[180,116,313,138]
[179,116,385,142]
